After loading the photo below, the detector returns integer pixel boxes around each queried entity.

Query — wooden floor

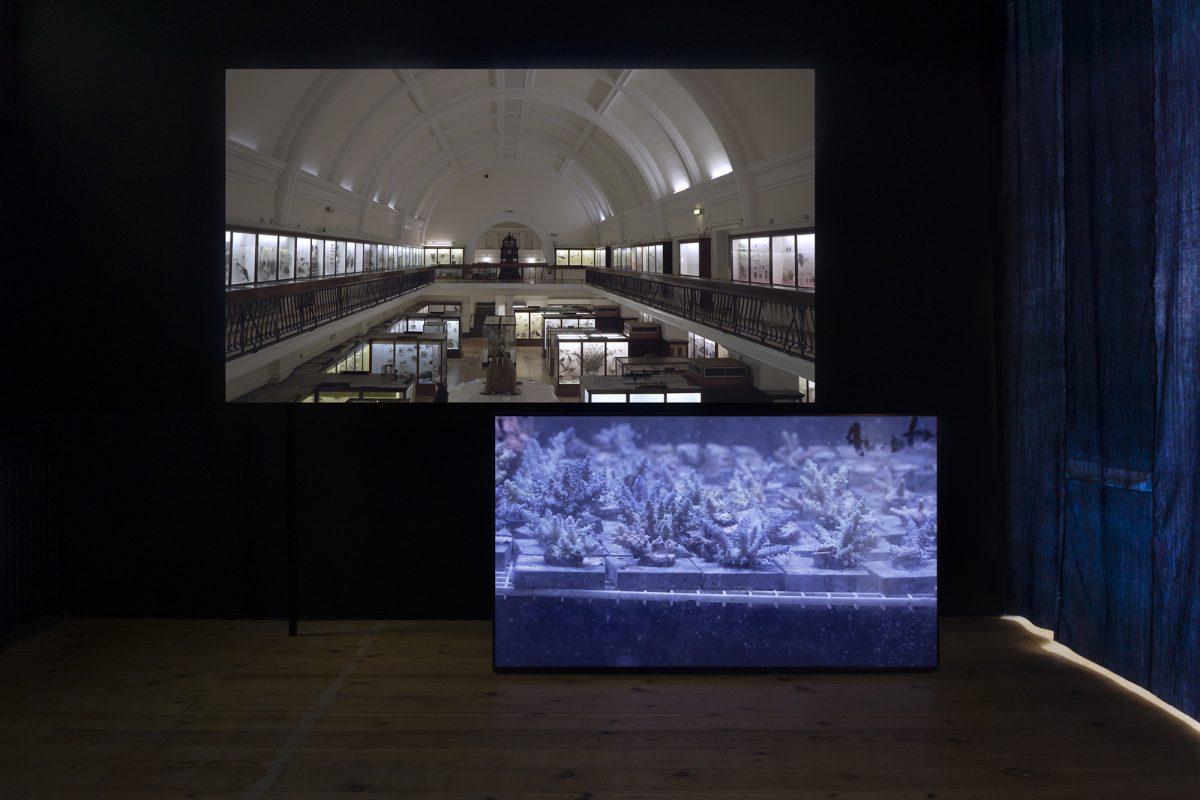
[0,617,1196,798]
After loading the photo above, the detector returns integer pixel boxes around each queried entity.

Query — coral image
[495,416,939,670]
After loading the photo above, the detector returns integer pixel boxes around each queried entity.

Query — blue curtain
[1002,0,1199,720]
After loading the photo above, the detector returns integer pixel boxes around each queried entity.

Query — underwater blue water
[495,415,938,670]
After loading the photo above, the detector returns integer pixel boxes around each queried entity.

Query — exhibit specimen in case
[494,415,938,670]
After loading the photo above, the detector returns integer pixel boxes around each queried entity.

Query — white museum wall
[610,203,662,244]
[225,179,276,228]
[225,69,323,155]
[703,70,815,163]
[755,181,816,231]
[422,165,594,249]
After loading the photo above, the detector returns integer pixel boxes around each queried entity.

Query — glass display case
[358,333,446,394]
[296,237,311,278]
[514,307,561,343]
[580,374,702,403]
[303,384,410,403]
[797,233,816,288]
[369,339,419,379]
[483,315,516,364]
[327,342,371,373]
[542,322,597,360]
[730,228,816,288]
[749,236,770,284]
[232,231,255,284]
[614,355,691,377]
[688,331,718,359]
[411,302,461,314]
[424,247,464,266]
[225,228,427,288]
[733,237,749,281]
[388,314,461,355]
[257,235,278,282]
[418,341,443,384]
[679,240,701,277]
[610,243,666,273]
[548,332,630,396]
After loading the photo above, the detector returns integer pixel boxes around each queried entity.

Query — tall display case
[610,242,668,273]
[483,315,516,365]
[543,324,598,361]
[389,313,462,357]
[548,332,630,396]
[362,333,447,395]
[729,228,816,289]
[513,307,547,344]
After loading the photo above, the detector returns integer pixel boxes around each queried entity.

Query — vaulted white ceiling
[226,68,814,236]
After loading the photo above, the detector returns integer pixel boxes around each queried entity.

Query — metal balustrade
[429,265,586,283]
[225,264,815,362]
[225,269,435,359]
[585,269,816,360]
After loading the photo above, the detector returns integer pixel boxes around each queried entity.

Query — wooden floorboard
[0,617,1196,798]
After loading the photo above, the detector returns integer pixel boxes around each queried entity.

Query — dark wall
[0,421,61,636]
[9,1,1006,627]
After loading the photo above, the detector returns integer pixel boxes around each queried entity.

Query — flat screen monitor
[494,414,938,670]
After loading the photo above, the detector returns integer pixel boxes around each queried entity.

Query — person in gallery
[433,380,449,403]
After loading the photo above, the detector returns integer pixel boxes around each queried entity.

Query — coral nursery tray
[604,555,704,591]
[496,578,935,608]
[864,560,937,595]
[511,554,606,590]
[512,539,544,558]
[781,559,878,593]
[694,561,786,591]
[495,536,512,569]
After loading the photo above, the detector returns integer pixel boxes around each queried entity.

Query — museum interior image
[4,1,1199,797]
[224,68,816,403]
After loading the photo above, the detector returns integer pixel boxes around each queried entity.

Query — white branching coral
[871,466,911,510]
[774,430,809,467]
[614,525,679,567]
[780,458,854,528]
[887,496,932,527]
[592,423,640,455]
[891,511,937,567]
[812,497,879,569]
[724,460,781,512]
[714,510,792,568]
[532,514,604,567]
[501,428,590,522]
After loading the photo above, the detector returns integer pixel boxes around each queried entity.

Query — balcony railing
[225,264,814,362]
[226,269,434,359]
[586,269,815,360]
[429,264,586,283]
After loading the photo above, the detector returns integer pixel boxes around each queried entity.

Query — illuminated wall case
[730,228,815,288]
[225,226,423,288]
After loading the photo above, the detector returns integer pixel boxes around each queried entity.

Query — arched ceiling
[226,68,813,234]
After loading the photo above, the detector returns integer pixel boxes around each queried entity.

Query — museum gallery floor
[0,617,1197,796]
